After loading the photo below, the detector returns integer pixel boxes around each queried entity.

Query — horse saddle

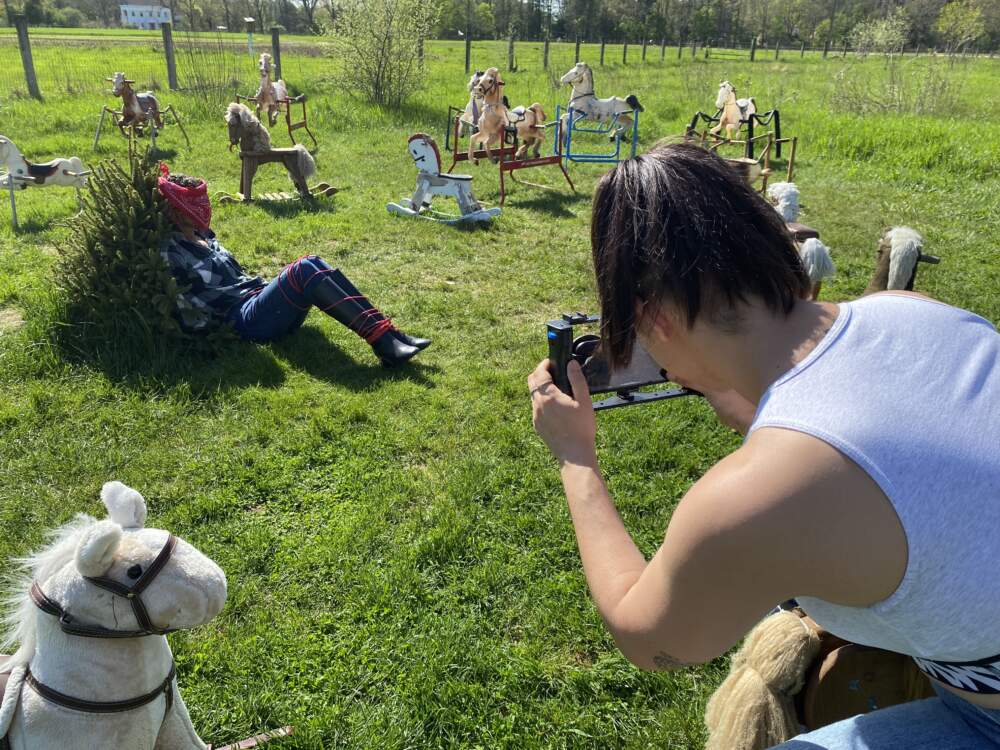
[736,97,755,121]
[23,160,61,182]
[787,222,820,242]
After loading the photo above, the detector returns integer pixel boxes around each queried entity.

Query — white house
[120,2,171,29]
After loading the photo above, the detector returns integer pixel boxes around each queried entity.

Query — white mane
[887,226,923,290]
[1,514,98,668]
[767,181,799,222]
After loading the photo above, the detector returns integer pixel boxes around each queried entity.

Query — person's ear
[636,300,675,342]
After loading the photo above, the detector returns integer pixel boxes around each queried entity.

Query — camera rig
[546,313,700,411]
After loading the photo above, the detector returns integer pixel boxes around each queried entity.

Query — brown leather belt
[25,664,175,714]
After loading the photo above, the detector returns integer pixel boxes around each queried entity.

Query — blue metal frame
[554,105,640,164]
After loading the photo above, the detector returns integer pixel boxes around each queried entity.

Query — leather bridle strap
[84,534,178,635]
[25,663,175,714]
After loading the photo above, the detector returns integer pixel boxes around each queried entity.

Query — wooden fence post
[508,32,515,71]
[678,40,684,59]
[270,26,282,80]
[161,21,178,90]
[642,37,648,61]
[691,40,697,58]
[800,41,805,57]
[464,27,472,74]
[623,41,628,64]
[823,40,829,58]
[575,35,581,63]
[544,36,550,68]
[704,42,709,59]
[749,36,757,61]
[774,41,780,59]
[843,40,849,57]
[13,14,41,100]
[418,35,424,65]
[661,38,666,60]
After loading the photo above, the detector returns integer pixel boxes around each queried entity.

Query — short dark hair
[166,173,203,189]
[591,143,810,368]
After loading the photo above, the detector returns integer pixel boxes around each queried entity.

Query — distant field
[0,40,998,749]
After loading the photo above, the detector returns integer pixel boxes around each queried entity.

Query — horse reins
[24,533,180,715]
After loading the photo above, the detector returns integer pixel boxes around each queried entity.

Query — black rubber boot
[327,269,432,352]
[308,271,421,367]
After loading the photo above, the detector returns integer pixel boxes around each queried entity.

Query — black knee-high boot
[308,272,421,367]
[326,269,432,351]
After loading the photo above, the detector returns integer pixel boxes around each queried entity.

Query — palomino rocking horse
[387,133,500,224]
[0,481,292,750]
[1,135,89,229]
[686,81,783,160]
[93,72,190,150]
[236,54,318,149]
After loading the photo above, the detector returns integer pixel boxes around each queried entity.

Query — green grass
[1,41,998,748]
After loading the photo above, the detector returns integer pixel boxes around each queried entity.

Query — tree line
[2,0,997,52]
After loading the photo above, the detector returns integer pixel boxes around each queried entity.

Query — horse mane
[226,102,271,152]
[1,514,97,668]
[887,227,923,289]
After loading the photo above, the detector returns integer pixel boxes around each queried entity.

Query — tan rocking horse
[511,103,547,159]
[468,67,510,164]
[94,72,190,150]
[711,81,756,140]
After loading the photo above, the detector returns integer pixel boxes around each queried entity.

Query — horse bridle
[21,534,180,716]
[479,76,505,98]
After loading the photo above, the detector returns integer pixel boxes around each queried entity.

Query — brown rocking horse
[93,72,190,150]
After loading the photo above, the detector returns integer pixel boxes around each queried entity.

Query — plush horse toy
[511,103,547,159]
[467,67,509,164]
[225,102,315,200]
[559,62,642,141]
[254,53,288,127]
[0,482,226,749]
[711,81,756,140]
[109,72,163,134]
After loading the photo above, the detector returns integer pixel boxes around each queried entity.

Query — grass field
[0,40,998,749]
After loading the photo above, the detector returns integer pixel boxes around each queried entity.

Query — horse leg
[468,134,479,165]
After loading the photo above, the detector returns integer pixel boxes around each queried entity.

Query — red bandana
[157,163,211,232]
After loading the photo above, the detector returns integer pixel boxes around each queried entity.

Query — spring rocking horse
[387,133,500,224]
[93,72,190,151]
[1,135,90,229]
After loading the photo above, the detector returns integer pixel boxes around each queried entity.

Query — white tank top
[748,294,1000,692]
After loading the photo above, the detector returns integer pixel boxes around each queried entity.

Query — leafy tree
[850,8,910,52]
[936,0,984,49]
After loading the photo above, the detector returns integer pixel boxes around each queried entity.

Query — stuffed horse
[0,136,87,190]
[0,482,227,749]
[559,62,642,141]
[254,53,288,127]
[225,102,315,199]
[766,182,836,300]
[468,67,509,164]
[109,72,163,134]
[711,81,756,141]
[512,103,547,159]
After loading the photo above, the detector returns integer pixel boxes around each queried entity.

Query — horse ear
[101,481,148,529]
[75,520,123,578]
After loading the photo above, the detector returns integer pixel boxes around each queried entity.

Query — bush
[56,148,230,366]
[328,0,438,108]
[850,11,911,55]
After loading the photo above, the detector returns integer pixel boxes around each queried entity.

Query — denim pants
[229,255,341,343]
[774,683,1000,749]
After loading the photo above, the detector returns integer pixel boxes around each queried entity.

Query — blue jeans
[775,684,1000,749]
[229,255,371,343]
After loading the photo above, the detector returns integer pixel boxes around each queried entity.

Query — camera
[546,313,699,411]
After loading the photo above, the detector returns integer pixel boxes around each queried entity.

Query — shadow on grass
[249,195,339,219]
[505,188,586,217]
[271,325,440,390]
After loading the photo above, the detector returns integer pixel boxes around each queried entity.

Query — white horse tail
[799,238,836,285]
[274,80,288,101]
[626,94,643,112]
[294,145,316,179]
[887,227,923,290]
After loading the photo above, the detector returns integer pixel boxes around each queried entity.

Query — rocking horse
[0,481,293,750]
[236,54,318,149]
[387,133,500,224]
[220,102,334,204]
[93,72,190,150]
[686,81,784,160]
[0,135,90,229]
[556,62,642,163]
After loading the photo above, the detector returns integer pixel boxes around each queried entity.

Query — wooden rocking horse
[236,54,318,149]
[387,133,500,224]
[93,72,190,150]
[1,135,90,229]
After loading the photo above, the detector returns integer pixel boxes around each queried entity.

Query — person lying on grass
[528,143,1000,749]
[158,167,430,367]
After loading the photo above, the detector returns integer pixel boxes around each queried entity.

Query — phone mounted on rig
[546,313,699,411]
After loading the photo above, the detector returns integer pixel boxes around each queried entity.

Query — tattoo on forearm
[652,651,690,671]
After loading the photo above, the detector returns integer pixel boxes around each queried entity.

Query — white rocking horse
[558,62,642,140]
[254,53,288,127]
[711,81,757,140]
[0,482,292,750]
[387,133,500,224]
[0,135,89,229]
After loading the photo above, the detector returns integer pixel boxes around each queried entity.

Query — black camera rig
[546,313,699,411]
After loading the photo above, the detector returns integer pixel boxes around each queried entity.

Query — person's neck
[704,299,840,403]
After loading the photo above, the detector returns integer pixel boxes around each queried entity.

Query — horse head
[474,67,505,103]
[467,70,485,94]
[107,72,134,97]
[407,133,442,175]
[716,81,735,109]
[2,482,227,661]
[225,102,257,149]
[259,52,272,77]
[560,62,590,88]
[529,103,547,125]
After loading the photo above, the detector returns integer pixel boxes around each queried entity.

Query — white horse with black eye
[0,482,229,750]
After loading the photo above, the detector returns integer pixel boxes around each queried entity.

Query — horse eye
[127,564,143,580]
